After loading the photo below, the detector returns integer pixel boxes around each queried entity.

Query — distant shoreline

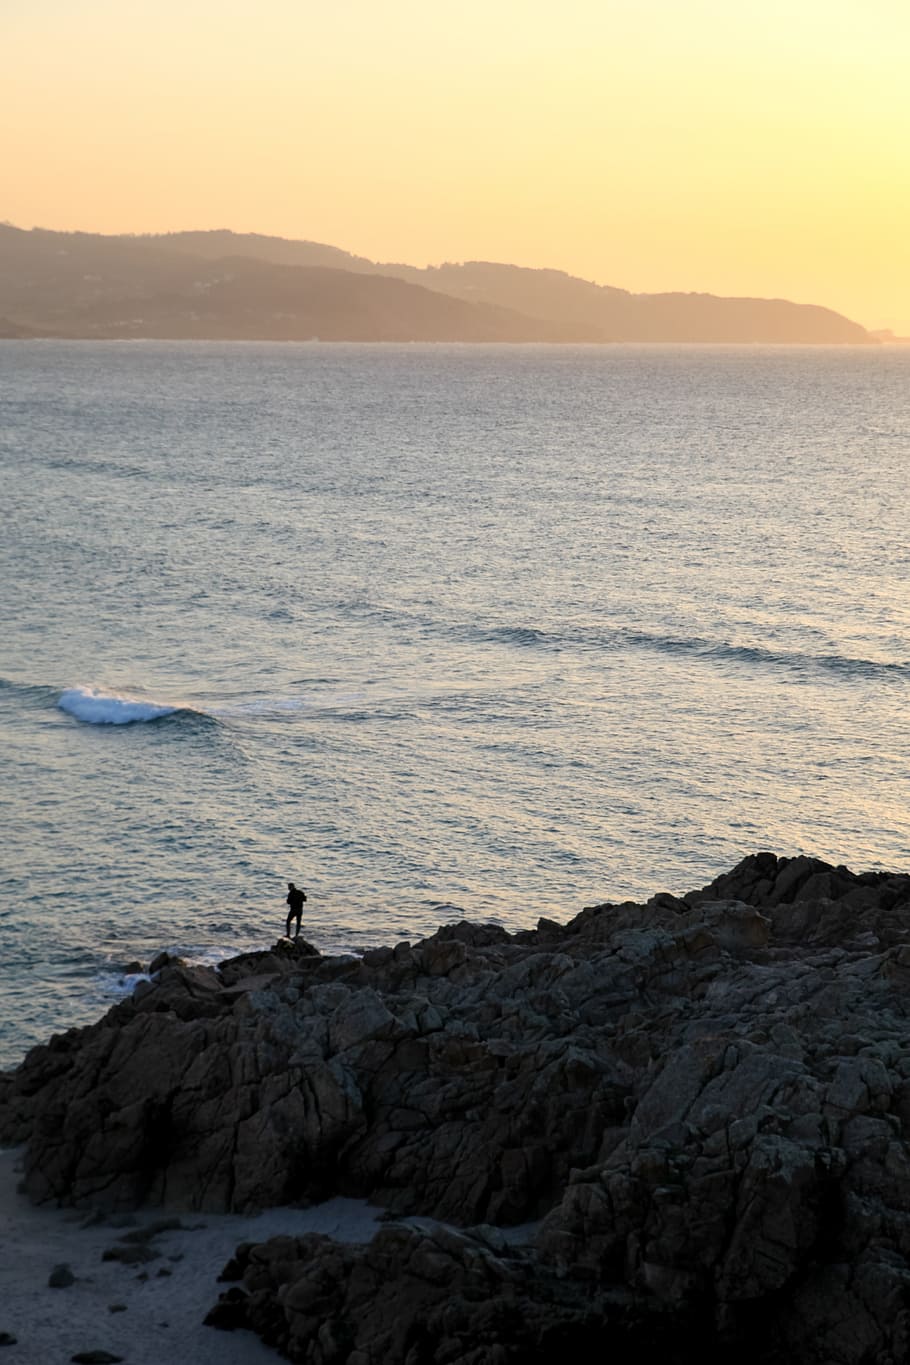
[0,333,885,347]
[0,223,874,345]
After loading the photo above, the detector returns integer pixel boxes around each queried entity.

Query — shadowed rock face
[4,853,910,1363]
[204,1223,722,1365]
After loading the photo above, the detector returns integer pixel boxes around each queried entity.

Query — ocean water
[2,340,909,1066]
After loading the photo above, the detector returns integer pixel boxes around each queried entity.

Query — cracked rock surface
[4,853,910,1362]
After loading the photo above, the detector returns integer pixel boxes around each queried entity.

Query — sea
[1,340,908,1067]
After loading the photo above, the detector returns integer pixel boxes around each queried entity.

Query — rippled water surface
[2,341,909,1063]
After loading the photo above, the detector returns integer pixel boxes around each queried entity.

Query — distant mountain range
[0,224,872,344]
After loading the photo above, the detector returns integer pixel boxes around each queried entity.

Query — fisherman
[285,881,307,939]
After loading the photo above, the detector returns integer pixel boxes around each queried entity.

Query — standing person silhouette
[285,881,307,939]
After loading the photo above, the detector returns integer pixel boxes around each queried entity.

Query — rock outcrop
[204,1222,709,1364]
[3,853,910,1363]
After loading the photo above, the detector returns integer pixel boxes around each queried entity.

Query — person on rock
[285,881,307,939]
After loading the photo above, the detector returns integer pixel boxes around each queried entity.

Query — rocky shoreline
[4,852,910,1363]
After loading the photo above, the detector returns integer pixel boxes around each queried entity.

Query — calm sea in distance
[1,340,908,1066]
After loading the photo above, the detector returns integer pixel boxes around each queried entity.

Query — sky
[3,0,909,330]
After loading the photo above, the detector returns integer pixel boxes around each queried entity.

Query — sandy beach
[0,1147,382,1364]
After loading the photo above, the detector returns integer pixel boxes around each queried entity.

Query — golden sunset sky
[4,0,909,330]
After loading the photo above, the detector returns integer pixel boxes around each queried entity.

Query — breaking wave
[57,686,204,726]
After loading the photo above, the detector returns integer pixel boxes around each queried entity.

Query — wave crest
[58,686,188,726]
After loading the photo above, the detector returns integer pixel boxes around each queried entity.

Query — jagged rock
[205,1223,707,1364]
[148,950,183,974]
[206,1284,252,1331]
[218,938,320,987]
[4,855,910,1362]
[430,920,511,948]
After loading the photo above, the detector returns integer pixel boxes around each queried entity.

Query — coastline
[4,851,910,1363]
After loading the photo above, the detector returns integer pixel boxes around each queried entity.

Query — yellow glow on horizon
[3,0,909,328]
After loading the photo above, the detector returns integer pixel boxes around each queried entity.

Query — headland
[3,852,910,1363]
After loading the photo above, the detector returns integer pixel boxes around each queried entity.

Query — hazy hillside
[0,224,871,343]
[145,232,872,342]
[378,260,870,344]
[0,226,592,342]
[155,230,378,274]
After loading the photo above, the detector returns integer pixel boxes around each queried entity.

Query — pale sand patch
[0,1147,383,1364]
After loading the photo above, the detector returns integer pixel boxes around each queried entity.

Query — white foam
[213,691,364,718]
[58,686,181,725]
[98,970,152,1001]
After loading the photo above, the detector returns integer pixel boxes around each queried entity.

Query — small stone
[0,1334,17,1347]
[49,1263,76,1288]
[71,1353,125,1364]
[156,1267,172,1278]
[108,1305,127,1314]
[167,1253,184,1263]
